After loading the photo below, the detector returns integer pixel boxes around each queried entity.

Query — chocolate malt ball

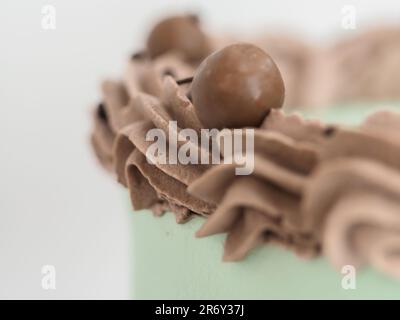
[147,15,210,62]
[190,43,285,129]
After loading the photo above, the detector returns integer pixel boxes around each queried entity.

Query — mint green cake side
[132,212,399,299]
[131,102,400,299]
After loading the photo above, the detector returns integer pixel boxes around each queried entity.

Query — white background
[0,0,399,299]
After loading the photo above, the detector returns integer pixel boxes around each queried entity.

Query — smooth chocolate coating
[147,15,210,62]
[190,43,285,129]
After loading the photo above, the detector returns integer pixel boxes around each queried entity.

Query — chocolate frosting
[254,26,400,108]
[90,17,400,279]
[188,110,325,261]
[186,109,400,279]
[93,53,219,223]
[301,111,400,278]
[304,160,400,278]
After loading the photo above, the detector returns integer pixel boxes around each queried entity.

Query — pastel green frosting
[131,102,400,299]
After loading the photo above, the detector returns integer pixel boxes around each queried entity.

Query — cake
[91,15,400,299]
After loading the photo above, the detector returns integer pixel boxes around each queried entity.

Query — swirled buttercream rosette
[92,53,215,222]
[188,110,328,261]
[91,79,138,170]
[302,110,400,278]
[303,159,400,279]
[328,26,400,103]
[114,80,216,221]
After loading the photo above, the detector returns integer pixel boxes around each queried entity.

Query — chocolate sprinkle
[176,77,194,85]
[97,102,108,122]
[323,126,336,137]
[131,50,148,61]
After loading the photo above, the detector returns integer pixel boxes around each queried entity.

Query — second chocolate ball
[147,15,210,62]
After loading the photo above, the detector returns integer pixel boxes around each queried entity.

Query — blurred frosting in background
[248,26,400,108]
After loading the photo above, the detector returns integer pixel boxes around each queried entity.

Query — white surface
[0,0,399,299]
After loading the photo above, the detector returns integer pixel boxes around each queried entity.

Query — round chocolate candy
[190,43,285,129]
[147,15,210,62]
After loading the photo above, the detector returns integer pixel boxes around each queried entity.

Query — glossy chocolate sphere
[147,15,210,62]
[190,43,285,129]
